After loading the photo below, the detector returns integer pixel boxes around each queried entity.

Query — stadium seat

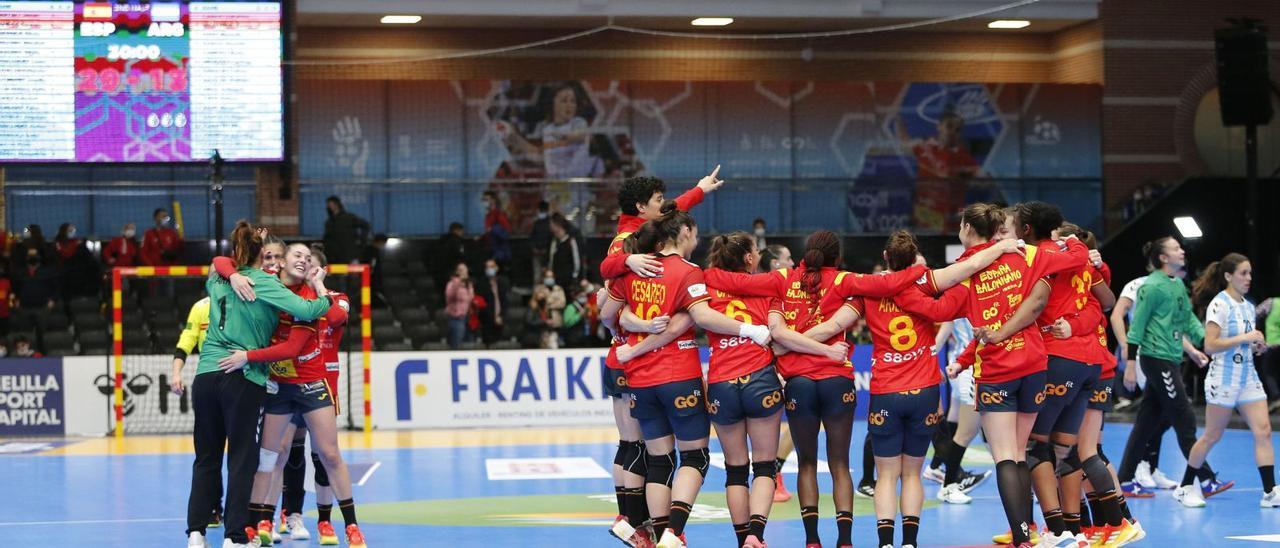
[149,310,181,330]
[153,327,181,347]
[405,261,429,277]
[459,340,485,351]
[422,342,450,352]
[372,325,405,346]
[371,308,397,326]
[43,331,75,355]
[381,261,406,276]
[395,307,431,325]
[68,296,100,317]
[412,276,437,294]
[43,313,71,331]
[74,314,108,333]
[379,340,413,351]
[383,276,412,294]
[78,330,109,353]
[489,340,521,350]
[10,313,40,333]
[140,296,173,314]
[432,308,449,325]
[503,306,527,325]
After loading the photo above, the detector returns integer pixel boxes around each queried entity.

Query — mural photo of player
[484,81,646,232]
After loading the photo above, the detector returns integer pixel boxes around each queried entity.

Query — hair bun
[659,200,679,215]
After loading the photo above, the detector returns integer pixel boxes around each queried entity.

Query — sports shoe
[629,527,657,548]
[345,523,368,548]
[774,472,792,503]
[1100,519,1140,547]
[743,535,767,548]
[857,480,876,497]
[1127,520,1147,544]
[610,515,637,546]
[317,521,339,546]
[1133,461,1156,490]
[256,520,273,546]
[992,523,1040,545]
[937,483,972,504]
[1039,529,1086,548]
[1150,468,1179,489]
[1073,533,1090,548]
[1201,477,1234,498]
[923,465,946,484]
[1262,487,1280,508]
[1119,481,1154,498]
[188,531,210,548]
[956,469,992,494]
[1174,485,1206,508]
[286,513,310,541]
[655,529,686,548]
[208,509,222,529]
[222,540,261,548]
[805,544,821,548]
[277,513,289,534]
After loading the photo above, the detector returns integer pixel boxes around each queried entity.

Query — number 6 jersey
[704,282,782,384]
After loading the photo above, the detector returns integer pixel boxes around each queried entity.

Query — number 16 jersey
[608,254,712,388]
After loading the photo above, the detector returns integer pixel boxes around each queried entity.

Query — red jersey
[599,186,706,369]
[1035,240,1107,364]
[266,283,328,384]
[319,289,350,405]
[705,283,781,384]
[705,264,925,381]
[103,236,139,267]
[938,238,1088,384]
[141,226,182,266]
[855,282,968,394]
[1062,263,1117,378]
[607,254,711,388]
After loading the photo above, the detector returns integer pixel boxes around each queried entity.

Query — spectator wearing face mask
[104,223,140,268]
[475,259,510,346]
[12,334,42,358]
[322,195,371,265]
[10,224,52,274]
[752,217,768,250]
[547,213,581,290]
[523,285,562,349]
[539,268,567,313]
[561,283,604,348]
[12,247,60,335]
[142,208,183,267]
[54,223,100,299]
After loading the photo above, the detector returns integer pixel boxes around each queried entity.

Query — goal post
[110,264,372,438]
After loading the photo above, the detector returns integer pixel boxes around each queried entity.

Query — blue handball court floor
[2,422,1279,547]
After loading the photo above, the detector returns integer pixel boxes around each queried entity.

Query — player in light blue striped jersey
[1175,253,1276,508]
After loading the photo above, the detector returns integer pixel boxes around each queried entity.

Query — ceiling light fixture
[988,20,1030,29]
[380,15,422,24]
[691,17,734,27]
[1173,216,1203,239]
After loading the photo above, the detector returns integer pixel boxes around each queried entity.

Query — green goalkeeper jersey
[1126,269,1204,363]
[196,266,332,386]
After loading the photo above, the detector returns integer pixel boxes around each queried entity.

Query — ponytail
[960,203,1006,240]
[1191,252,1249,317]
[707,232,755,273]
[883,230,920,272]
[800,230,841,309]
[230,221,263,268]
[1143,236,1175,270]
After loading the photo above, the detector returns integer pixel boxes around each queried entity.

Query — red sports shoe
[774,473,792,503]
[255,520,273,545]
[316,521,339,545]
[346,523,368,548]
[806,544,822,548]
[630,527,657,548]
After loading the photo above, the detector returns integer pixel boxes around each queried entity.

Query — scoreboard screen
[0,1,284,162]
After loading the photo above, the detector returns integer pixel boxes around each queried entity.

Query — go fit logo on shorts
[979,389,1010,405]
[761,390,783,409]
[925,411,944,426]
[1090,386,1111,403]
[868,409,888,425]
[1043,381,1074,397]
[674,389,702,409]
[842,390,856,404]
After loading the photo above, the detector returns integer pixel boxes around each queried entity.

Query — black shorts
[1087,375,1116,412]
[265,379,336,417]
[707,364,785,425]
[784,376,856,420]
[604,367,629,399]
[867,385,943,458]
[1031,357,1099,436]
[628,377,710,441]
[976,370,1047,414]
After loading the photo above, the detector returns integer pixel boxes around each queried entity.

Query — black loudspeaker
[1215,24,1273,127]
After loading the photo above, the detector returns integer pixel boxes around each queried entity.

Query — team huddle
[593,170,1276,548]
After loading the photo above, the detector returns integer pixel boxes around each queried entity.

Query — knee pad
[679,448,711,478]
[646,451,677,487]
[1056,445,1083,477]
[258,448,279,473]
[725,464,750,488]
[622,441,648,476]
[1026,440,1056,471]
[752,460,778,481]
[311,451,330,487]
[1096,444,1110,465]
[614,442,628,467]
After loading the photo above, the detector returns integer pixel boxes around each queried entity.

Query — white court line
[357,461,382,486]
[0,517,184,527]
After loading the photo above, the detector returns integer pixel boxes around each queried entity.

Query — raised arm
[704,268,787,299]
[255,275,331,321]
[927,238,1023,292]
[895,284,968,323]
[829,265,928,301]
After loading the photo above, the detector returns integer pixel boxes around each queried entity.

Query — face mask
[537,212,548,220]
[124,229,136,238]
[754,227,765,236]
[543,278,556,287]
[576,295,588,305]
[485,267,498,277]
[159,216,171,226]
[66,228,76,239]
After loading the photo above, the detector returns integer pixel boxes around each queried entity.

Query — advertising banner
[0,358,66,436]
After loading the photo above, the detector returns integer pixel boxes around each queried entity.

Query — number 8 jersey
[852,283,967,394]
[608,254,712,388]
